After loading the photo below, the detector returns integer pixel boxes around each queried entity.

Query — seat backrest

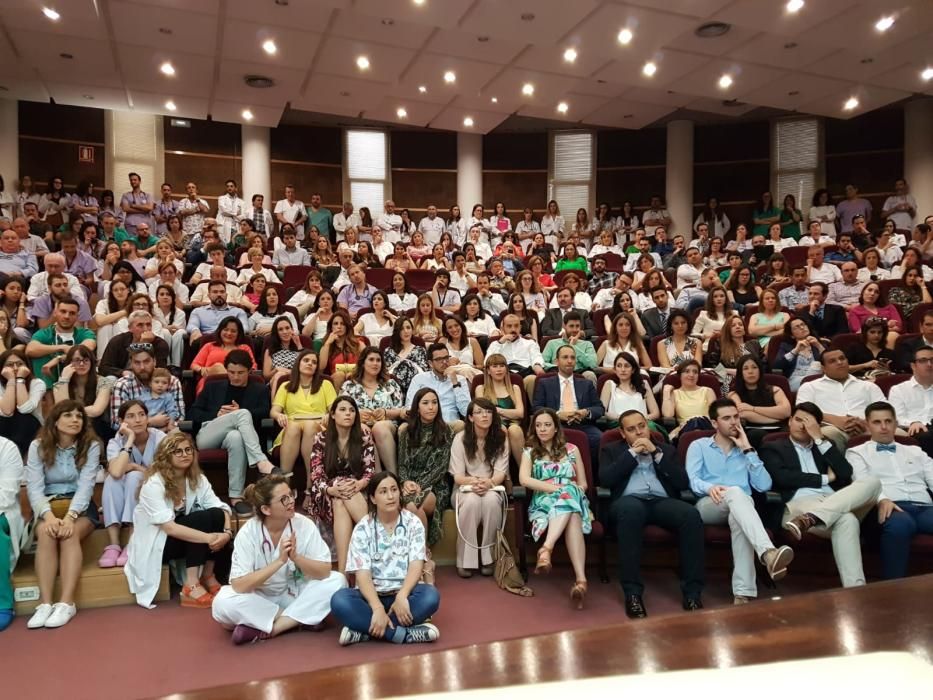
[282,265,313,290]
[364,267,395,291]
[406,269,439,292]
[648,334,665,366]
[663,370,720,395]
[563,428,596,500]
[780,246,809,267]
[829,333,861,351]
[591,308,611,334]
[761,431,789,445]
[675,429,716,466]
[874,372,911,397]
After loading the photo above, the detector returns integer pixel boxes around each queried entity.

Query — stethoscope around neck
[260,518,295,556]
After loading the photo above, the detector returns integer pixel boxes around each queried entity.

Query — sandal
[180,584,214,608]
[98,544,122,569]
[571,580,588,610]
[421,559,436,585]
[200,576,222,595]
[534,546,552,575]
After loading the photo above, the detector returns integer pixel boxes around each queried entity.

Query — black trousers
[0,413,41,457]
[916,429,933,461]
[162,507,227,568]
[608,495,705,598]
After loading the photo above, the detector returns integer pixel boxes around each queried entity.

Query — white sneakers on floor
[27,602,77,629]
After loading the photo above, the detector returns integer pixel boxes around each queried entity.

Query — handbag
[49,496,73,519]
[455,485,533,597]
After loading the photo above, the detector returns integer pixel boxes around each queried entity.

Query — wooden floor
[169,574,933,700]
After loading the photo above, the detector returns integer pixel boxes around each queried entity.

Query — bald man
[375,199,403,243]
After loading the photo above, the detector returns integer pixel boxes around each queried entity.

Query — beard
[211,296,226,307]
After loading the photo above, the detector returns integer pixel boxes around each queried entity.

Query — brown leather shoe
[784,513,818,541]
[761,545,794,581]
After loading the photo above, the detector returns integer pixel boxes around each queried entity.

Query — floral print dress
[525,447,593,541]
[398,424,453,546]
[383,345,429,396]
[303,431,376,526]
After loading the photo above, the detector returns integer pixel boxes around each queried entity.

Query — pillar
[0,100,19,195]
[905,98,933,225]
[666,119,694,240]
[241,125,271,206]
[457,132,483,212]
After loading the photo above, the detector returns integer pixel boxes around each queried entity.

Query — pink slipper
[116,547,129,567]
[98,544,122,568]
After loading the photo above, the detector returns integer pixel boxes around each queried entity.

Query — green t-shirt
[307,207,333,238]
[30,325,97,388]
[752,207,780,236]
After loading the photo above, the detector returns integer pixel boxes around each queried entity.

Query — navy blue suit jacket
[532,374,604,423]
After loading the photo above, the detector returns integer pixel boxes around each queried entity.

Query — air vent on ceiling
[694,22,731,38]
[721,99,746,108]
[244,75,275,88]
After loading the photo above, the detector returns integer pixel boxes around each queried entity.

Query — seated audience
[186,281,249,343]
[249,286,298,339]
[889,345,933,458]
[847,281,903,343]
[661,360,717,439]
[383,317,429,397]
[387,272,418,315]
[806,245,842,285]
[845,317,895,378]
[190,316,255,395]
[597,312,651,371]
[0,347,45,455]
[747,288,789,349]
[263,316,304,393]
[727,355,791,444]
[25,297,96,388]
[301,289,336,351]
[460,293,499,340]
[798,282,849,341]
[773,318,824,391]
[857,248,890,283]
[504,293,538,342]
[25,401,101,629]
[124,432,233,610]
[99,311,171,378]
[659,309,702,369]
[692,287,736,350]
[354,291,396,346]
[93,278,131,358]
[599,351,660,428]
[475,354,526,463]
[442,316,483,379]
[336,265,378,320]
[319,309,366,392]
[887,265,932,319]
[889,247,933,282]
[405,343,471,430]
[152,284,186,368]
[110,345,184,432]
[412,294,443,344]
[549,272,592,312]
[542,311,597,382]
[286,270,323,320]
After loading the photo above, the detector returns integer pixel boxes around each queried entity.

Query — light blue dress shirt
[686,436,772,497]
[405,372,471,422]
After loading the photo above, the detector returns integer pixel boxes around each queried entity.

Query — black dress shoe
[682,597,703,611]
[624,594,647,619]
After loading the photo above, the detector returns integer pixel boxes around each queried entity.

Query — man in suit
[189,349,275,516]
[759,402,881,588]
[797,282,848,341]
[641,286,672,339]
[894,308,933,372]
[600,410,704,618]
[532,344,604,465]
[540,287,595,339]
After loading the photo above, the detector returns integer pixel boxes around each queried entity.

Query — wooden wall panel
[19,139,104,191]
[270,162,342,209]
[597,128,666,167]
[391,170,457,214]
[825,107,903,153]
[596,167,666,210]
[391,131,457,169]
[483,132,547,170]
[695,121,769,162]
[482,171,547,212]
[19,102,104,142]
[163,153,241,214]
[270,125,342,164]
[164,118,242,155]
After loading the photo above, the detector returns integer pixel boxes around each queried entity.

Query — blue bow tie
[876,443,897,453]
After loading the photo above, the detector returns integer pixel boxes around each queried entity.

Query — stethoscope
[260,519,301,595]
[371,514,406,561]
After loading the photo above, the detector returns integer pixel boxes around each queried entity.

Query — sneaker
[734,595,753,605]
[783,513,818,541]
[27,603,53,629]
[44,602,77,628]
[231,624,271,645]
[403,622,439,644]
[233,501,254,517]
[761,545,795,581]
[339,626,370,646]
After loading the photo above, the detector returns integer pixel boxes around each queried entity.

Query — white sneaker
[44,602,77,628]
[27,603,53,629]
[339,626,369,646]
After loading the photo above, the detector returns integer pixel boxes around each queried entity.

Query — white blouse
[357,313,394,343]
[388,292,418,314]
[808,205,837,238]
[541,215,565,246]
[465,315,498,338]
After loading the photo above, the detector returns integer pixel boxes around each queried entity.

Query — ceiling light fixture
[418,85,427,93]
[242,109,254,121]
[718,73,733,89]
[165,100,177,111]
[521,83,534,96]
[443,70,456,83]
[413,0,425,5]
[786,0,804,13]
[617,28,633,45]
[490,97,498,103]
[262,39,277,55]
[42,7,60,21]
[843,96,859,111]
[642,61,657,77]
[556,102,568,114]
[922,67,933,81]
[875,16,894,32]
[463,116,474,127]
[356,55,370,70]
[160,61,175,76]
[396,107,407,118]
[694,21,731,38]
[563,48,577,63]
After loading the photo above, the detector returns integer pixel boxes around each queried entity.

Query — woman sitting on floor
[329,471,441,647]
[211,475,347,645]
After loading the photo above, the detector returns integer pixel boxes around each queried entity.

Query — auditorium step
[12,529,170,615]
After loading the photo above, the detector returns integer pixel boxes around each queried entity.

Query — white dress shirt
[798,235,834,247]
[881,194,918,231]
[485,336,543,370]
[857,266,891,283]
[333,212,362,240]
[888,377,933,429]
[418,215,446,246]
[847,441,933,504]
[375,213,403,243]
[808,263,843,285]
[26,271,82,301]
[889,264,933,283]
[795,375,884,417]
[789,438,834,501]
[676,263,703,289]
[877,245,904,268]
[642,208,669,238]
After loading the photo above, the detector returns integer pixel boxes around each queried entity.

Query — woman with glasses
[211,475,347,645]
[0,348,45,455]
[124,432,232,610]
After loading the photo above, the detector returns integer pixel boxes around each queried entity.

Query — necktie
[561,379,575,412]
[876,443,896,453]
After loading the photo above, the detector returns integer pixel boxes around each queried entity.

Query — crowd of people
[1,173,932,645]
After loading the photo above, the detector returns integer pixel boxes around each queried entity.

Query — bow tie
[876,443,897,453]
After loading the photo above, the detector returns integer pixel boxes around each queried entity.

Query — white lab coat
[217,194,245,244]
[0,438,26,571]
[124,472,230,608]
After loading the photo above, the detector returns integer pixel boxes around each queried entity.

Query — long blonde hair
[481,353,518,403]
[142,432,203,503]
[413,293,442,332]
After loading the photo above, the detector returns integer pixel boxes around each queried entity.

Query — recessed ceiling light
[875,16,895,32]
[242,109,254,121]
[356,55,370,70]
[42,7,60,21]
[490,96,498,103]
[165,100,177,111]
[521,83,534,96]
[642,61,657,77]
[617,28,633,45]
[418,85,427,93]
[262,39,277,55]
[160,61,175,76]
[59,52,73,59]
[718,73,733,89]
[563,48,577,63]
[413,0,425,5]
[158,27,172,35]
[381,18,394,26]
[694,21,731,38]
[556,102,569,114]
[786,0,804,13]
[843,96,859,111]
[922,67,933,81]
[396,107,407,118]
[463,116,474,127]
[520,13,535,21]
[443,70,456,83]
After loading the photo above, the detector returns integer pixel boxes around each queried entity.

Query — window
[344,129,388,218]
[549,131,595,220]
[107,111,163,198]
[772,117,821,217]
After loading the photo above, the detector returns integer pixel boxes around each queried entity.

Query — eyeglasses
[172,446,194,457]
[915,358,933,365]
[70,356,91,365]
[278,492,297,507]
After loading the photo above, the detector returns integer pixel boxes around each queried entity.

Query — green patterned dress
[398,424,453,546]
[525,446,593,541]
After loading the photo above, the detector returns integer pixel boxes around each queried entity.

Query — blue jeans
[330,583,440,641]
[880,501,933,579]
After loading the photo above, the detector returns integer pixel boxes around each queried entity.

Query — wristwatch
[742,447,755,454]
[223,528,234,538]
[66,510,79,521]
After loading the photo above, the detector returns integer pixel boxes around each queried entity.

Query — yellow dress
[272,380,337,447]
[674,387,709,426]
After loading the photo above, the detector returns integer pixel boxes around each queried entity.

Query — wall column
[905,98,933,225]
[666,119,694,240]
[0,101,19,194]
[457,132,483,211]
[241,125,271,205]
